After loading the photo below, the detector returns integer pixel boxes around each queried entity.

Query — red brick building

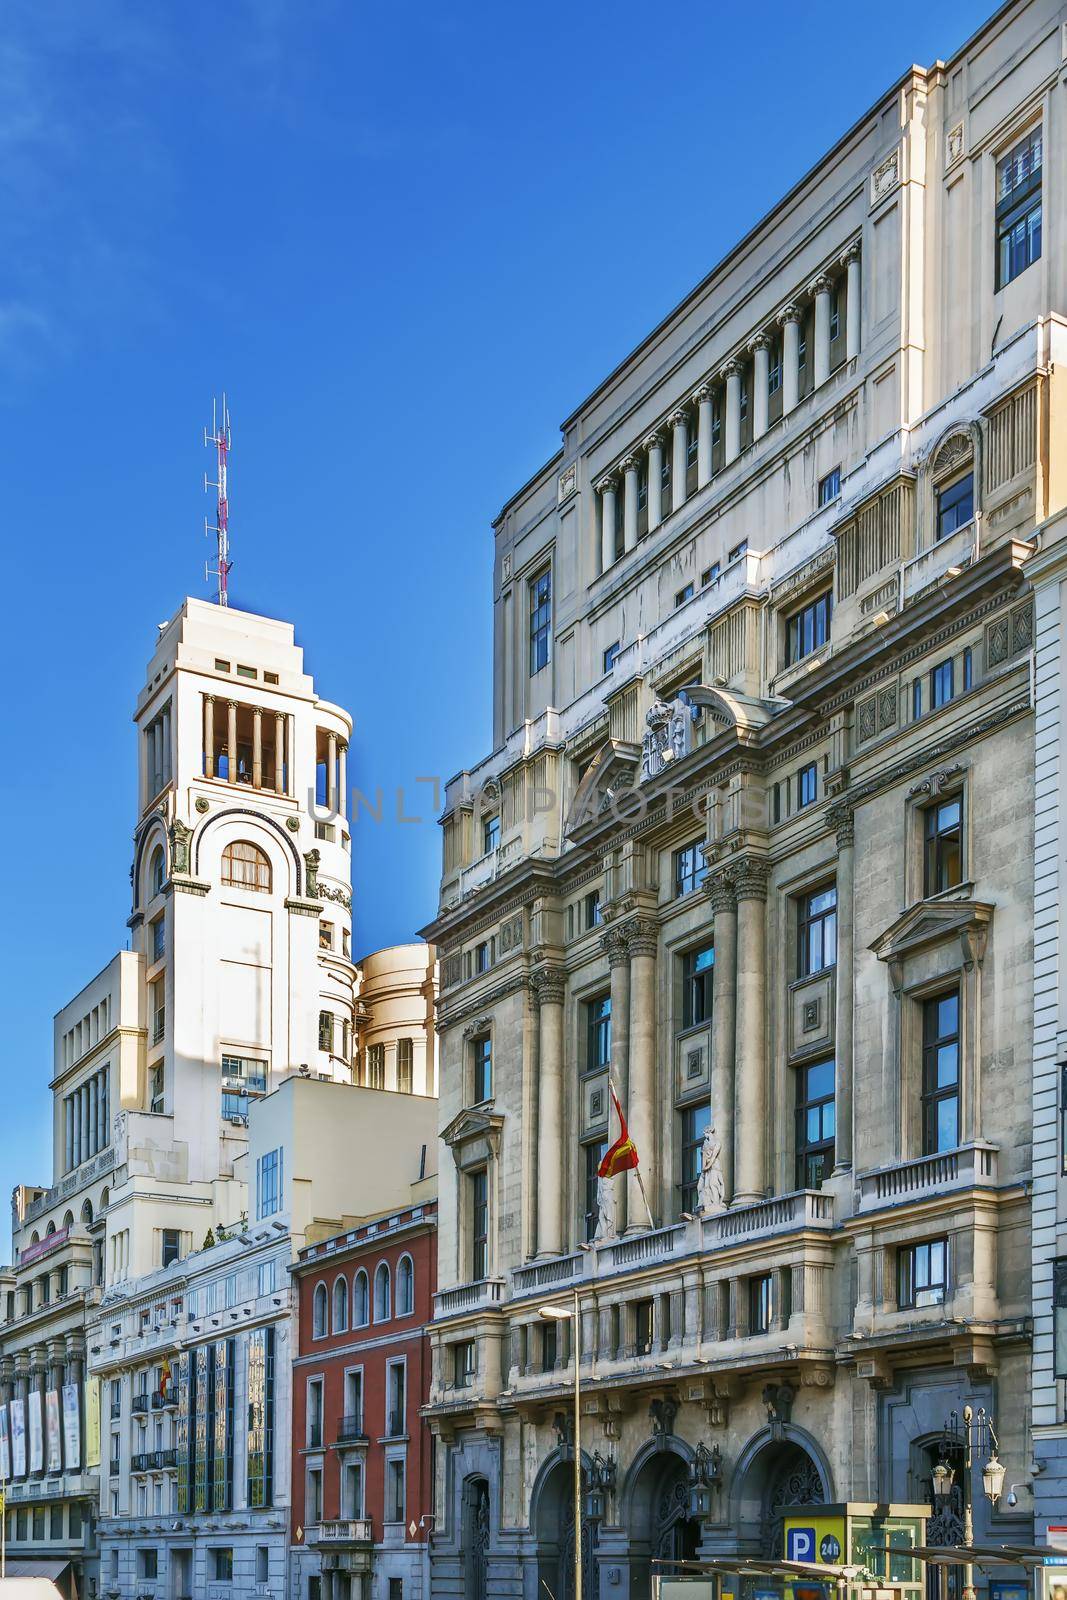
[291,1200,437,1600]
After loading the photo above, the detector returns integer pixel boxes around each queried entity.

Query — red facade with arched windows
[291,1202,436,1586]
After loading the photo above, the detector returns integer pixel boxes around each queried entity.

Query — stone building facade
[423,2,1066,1596]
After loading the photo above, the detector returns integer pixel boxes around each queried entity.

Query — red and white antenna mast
[204,394,232,606]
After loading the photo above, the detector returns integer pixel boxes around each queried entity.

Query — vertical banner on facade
[10,1398,26,1477]
[27,1389,43,1473]
[61,1383,81,1471]
[84,1377,100,1470]
[0,1404,10,1481]
[45,1389,61,1473]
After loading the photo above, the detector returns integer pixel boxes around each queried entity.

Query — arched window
[396,1255,414,1317]
[312,1282,328,1338]
[221,840,272,893]
[353,1270,370,1327]
[149,846,165,899]
[373,1262,391,1322]
[62,1211,74,1230]
[80,1200,93,1226]
[46,1221,56,1236]
[99,1188,110,1212]
[333,1277,348,1334]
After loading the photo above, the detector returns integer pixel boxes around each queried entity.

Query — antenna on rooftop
[204,394,232,606]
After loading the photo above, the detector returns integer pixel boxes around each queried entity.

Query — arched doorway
[731,1431,832,1561]
[626,1449,702,1600]
[534,1458,599,1600]
[462,1476,490,1600]
[914,1438,965,1600]
[760,1443,826,1558]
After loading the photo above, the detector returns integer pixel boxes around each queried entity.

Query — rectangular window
[470,1169,489,1281]
[768,339,782,394]
[679,1101,711,1214]
[912,679,923,720]
[728,540,748,563]
[256,1548,270,1585]
[151,916,165,964]
[366,1042,385,1089]
[786,591,832,664]
[930,658,954,709]
[922,990,960,1154]
[701,562,720,587]
[139,1549,158,1579]
[256,1147,283,1219]
[924,797,963,896]
[963,646,973,690]
[1054,1258,1067,1378]
[674,840,707,898]
[603,641,621,674]
[151,977,166,1045]
[161,1229,181,1268]
[397,1037,414,1094]
[318,1011,334,1052]
[749,1274,773,1334]
[583,1140,608,1242]
[681,945,714,1030]
[585,993,612,1073]
[898,1238,947,1309]
[936,473,974,541]
[388,1458,406,1524]
[797,762,817,808]
[818,467,841,505]
[529,569,552,676]
[996,126,1042,289]
[584,889,602,930]
[475,940,491,975]
[633,1298,654,1355]
[540,1319,558,1373]
[221,1053,267,1120]
[453,1340,476,1388]
[482,814,500,854]
[214,1548,234,1582]
[797,885,837,977]
[472,1034,492,1104]
[674,582,695,608]
[145,703,173,799]
[795,1058,835,1188]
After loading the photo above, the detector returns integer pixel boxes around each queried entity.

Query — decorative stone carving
[462,1016,492,1040]
[602,928,629,968]
[763,1381,796,1426]
[696,1123,726,1214]
[531,967,566,1007]
[318,882,352,911]
[625,918,658,959]
[593,1175,618,1243]
[303,849,321,898]
[825,800,854,848]
[719,356,742,382]
[441,952,462,990]
[499,914,523,954]
[285,816,300,832]
[870,149,900,204]
[168,819,191,875]
[1012,601,1034,652]
[641,696,693,781]
[778,302,802,327]
[946,123,964,166]
[557,462,577,504]
[907,763,965,799]
[706,872,736,915]
[195,796,209,814]
[729,857,770,902]
[932,431,973,479]
[748,330,771,354]
[649,1396,678,1444]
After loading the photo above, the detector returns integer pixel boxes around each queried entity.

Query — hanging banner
[45,1389,61,1473]
[61,1383,80,1471]
[28,1389,43,1473]
[84,1377,100,1470]
[0,1405,9,1481]
[10,1398,26,1477]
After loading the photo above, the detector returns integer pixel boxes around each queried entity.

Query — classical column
[626,919,659,1228]
[0,1356,13,1406]
[532,967,566,1257]
[604,927,631,1232]
[707,873,738,1204]
[731,858,769,1203]
[811,274,833,388]
[274,712,285,794]
[779,304,802,415]
[64,1097,73,1173]
[721,360,742,465]
[72,1087,82,1169]
[696,386,714,488]
[204,695,215,778]
[252,707,263,789]
[645,434,663,533]
[88,1075,98,1157]
[599,476,617,573]
[842,243,861,360]
[226,700,238,783]
[828,802,855,1173]
[749,333,770,442]
[338,741,348,816]
[670,411,687,513]
[622,456,640,553]
[327,732,338,813]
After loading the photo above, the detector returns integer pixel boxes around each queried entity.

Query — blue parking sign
[788,1528,817,1563]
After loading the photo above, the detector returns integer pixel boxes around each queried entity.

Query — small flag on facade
[598,1085,639,1178]
[159,1356,172,1401]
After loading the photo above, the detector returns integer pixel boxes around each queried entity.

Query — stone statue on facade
[641,696,692,782]
[593,1174,618,1242]
[697,1121,726,1213]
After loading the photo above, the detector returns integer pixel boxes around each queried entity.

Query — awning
[2,1559,71,1579]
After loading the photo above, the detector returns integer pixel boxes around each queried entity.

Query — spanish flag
[598,1085,640,1179]
[159,1357,171,1400]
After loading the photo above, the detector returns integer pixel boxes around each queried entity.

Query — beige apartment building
[423,2,1062,1597]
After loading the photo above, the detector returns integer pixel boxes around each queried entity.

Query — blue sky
[0,0,991,1239]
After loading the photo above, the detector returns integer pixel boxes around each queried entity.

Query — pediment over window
[566,739,639,833]
[684,685,792,739]
[871,896,992,971]
[441,1105,504,1156]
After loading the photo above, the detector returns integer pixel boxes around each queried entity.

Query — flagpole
[633,1166,656,1231]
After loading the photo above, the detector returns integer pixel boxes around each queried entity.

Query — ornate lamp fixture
[687,1440,723,1520]
[584,1450,617,1522]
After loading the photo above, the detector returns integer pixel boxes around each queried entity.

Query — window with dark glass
[470,1169,489,1281]
[912,679,923,720]
[583,1140,608,1242]
[796,1058,835,1188]
[675,582,695,608]
[701,562,720,587]
[482,815,499,854]
[679,1101,710,1214]
[922,990,960,1154]
[633,1298,654,1355]
[797,762,818,808]
[897,1238,946,1309]
[529,569,552,676]
[749,1274,773,1334]
[797,885,836,977]
[728,539,748,562]
[936,473,974,540]
[603,642,621,674]
[996,126,1042,289]
[584,890,602,930]
[930,658,954,709]
[453,1341,476,1388]
[472,1034,492,1104]
[818,467,841,506]
[540,1320,558,1373]
[924,797,963,896]
[585,993,611,1072]
[786,591,832,663]
[674,840,707,898]
[681,945,714,1029]
[963,646,973,690]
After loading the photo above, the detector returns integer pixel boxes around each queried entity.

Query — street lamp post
[540,1292,582,1600]
[932,1405,1005,1600]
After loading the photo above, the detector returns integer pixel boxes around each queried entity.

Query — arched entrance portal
[731,1431,832,1561]
[534,1459,599,1600]
[627,1449,703,1600]
[760,1443,826,1557]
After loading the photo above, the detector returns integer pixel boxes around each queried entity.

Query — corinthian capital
[777,302,802,327]
[825,800,855,849]
[602,928,630,969]
[808,273,834,298]
[728,856,770,902]
[532,966,566,1007]
[625,917,659,958]
[719,356,743,383]
[747,330,772,355]
[840,240,861,268]
[705,871,737,915]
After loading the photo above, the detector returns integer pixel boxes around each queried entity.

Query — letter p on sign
[787,1528,816,1563]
